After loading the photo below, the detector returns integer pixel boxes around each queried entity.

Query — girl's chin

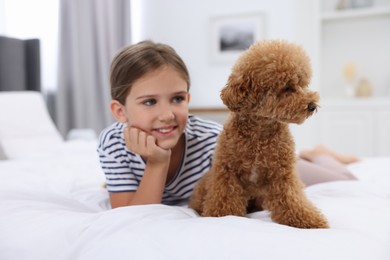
[156,139,177,150]
[155,131,184,150]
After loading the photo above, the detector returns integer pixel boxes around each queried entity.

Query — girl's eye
[172,96,185,104]
[143,99,157,106]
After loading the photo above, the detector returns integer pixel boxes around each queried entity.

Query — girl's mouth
[153,126,177,135]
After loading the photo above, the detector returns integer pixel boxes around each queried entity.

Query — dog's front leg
[188,172,209,215]
[202,173,248,217]
[262,177,329,228]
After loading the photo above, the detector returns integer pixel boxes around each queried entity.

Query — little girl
[98,40,359,209]
[98,40,222,208]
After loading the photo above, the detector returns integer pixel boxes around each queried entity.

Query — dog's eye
[284,85,295,93]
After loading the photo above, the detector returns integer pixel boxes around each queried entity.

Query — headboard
[0,35,41,92]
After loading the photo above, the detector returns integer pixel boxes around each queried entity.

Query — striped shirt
[97,115,222,205]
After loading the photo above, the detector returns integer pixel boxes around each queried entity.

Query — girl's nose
[158,106,175,122]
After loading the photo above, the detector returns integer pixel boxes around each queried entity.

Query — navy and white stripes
[97,115,222,205]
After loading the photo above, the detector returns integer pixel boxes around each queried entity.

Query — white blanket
[1,141,390,260]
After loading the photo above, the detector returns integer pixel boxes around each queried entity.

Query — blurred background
[1,0,389,156]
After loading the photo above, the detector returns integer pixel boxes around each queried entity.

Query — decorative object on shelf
[335,0,374,11]
[336,0,348,10]
[342,63,357,97]
[356,78,373,97]
[351,0,374,8]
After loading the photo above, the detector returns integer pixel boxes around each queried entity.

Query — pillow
[0,91,63,159]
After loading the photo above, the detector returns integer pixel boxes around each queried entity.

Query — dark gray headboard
[0,36,41,92]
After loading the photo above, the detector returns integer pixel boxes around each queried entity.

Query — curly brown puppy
[189,40,329,229]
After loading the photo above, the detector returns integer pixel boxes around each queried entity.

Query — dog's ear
[220,75,249,112]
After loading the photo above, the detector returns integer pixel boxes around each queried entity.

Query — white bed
[1,92,390,260]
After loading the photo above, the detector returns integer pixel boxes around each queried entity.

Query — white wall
[1,0,319,104]
[0,0,5,33]
[0,0,59,92]
[131,0,319,108]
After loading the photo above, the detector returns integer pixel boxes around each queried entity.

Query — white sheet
[0,141,389,260]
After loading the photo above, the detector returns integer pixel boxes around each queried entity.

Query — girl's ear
[187,93,191,103]
[110,100,128,123]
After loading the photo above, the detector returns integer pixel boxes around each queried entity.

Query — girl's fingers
[124,127,169,162]
[125,127,140,150]
[146,135,157,149]
[129,127,140,146]
[138,131,147,149]
[125,127,151,154]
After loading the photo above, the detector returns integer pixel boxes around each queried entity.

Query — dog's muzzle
[307,103,317,112]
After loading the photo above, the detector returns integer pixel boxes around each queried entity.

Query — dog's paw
[275,211,329,229]
[290,215,329,229]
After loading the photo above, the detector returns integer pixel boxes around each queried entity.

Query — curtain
[56,0,131,137]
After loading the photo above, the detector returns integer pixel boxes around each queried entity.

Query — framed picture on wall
[209,13,266,63]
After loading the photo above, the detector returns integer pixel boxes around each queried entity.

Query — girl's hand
[124,127,171,164]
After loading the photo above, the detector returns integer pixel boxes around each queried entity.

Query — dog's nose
[307,103,317,112]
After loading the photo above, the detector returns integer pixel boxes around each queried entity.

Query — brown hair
[110,40,190,105]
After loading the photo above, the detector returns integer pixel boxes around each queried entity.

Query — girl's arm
[109,127,171,208]
[109,159,170,207]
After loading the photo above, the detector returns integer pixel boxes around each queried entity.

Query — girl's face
[117,66,190,150]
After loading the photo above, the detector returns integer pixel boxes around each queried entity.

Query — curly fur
[189,40,329,229]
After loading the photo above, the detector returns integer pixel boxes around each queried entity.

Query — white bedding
[0,140,390,260]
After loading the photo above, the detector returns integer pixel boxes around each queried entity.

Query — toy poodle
[189,39,329,229]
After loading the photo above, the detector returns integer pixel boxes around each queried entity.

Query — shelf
[321,5,390,21]
[321,97,390,107]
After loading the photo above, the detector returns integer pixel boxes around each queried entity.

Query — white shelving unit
[317,98,390,156]
[312,0,390,156]
[319,1,390,99]
[321,5,390,20]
